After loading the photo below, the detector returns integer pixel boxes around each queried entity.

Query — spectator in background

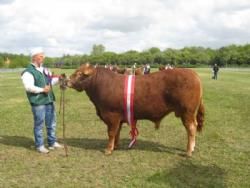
[144,64,151,74]
[166,64,173,69]
[212,64,219,80]
[132,63,137,75]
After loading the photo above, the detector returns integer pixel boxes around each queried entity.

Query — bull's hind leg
[154,120,161,130]
[181,113,197,157]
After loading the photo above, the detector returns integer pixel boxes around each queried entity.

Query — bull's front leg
[105,123,120,155]
[114,123,122,150]
[102,113,121,155]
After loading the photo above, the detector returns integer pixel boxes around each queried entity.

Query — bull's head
[67,63,95,91]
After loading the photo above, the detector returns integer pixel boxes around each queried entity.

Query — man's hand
[59,73,68,90]
[60,73,66,79]
[43,85,51,93]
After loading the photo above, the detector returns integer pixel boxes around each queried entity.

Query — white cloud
[0,0,250,56]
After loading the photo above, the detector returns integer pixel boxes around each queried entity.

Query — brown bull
[67,63,205,156]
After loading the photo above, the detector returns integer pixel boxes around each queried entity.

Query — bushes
[0,53,29,68]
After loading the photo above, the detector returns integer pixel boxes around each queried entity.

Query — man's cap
[30,47,44,57]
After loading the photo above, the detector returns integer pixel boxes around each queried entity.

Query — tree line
[1,44,250,68]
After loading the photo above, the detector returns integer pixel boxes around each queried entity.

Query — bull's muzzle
[66,80,73,88]
[59,74,69,90]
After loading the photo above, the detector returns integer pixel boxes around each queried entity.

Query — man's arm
[21,72,49,93]
[43,68,60,86]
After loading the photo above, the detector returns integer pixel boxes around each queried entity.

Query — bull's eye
[77,72,83,77]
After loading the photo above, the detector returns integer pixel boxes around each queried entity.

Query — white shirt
[21,63,59,93]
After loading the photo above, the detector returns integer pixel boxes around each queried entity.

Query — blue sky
[0,0,250,57]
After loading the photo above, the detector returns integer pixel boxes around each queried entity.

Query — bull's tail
[196,99,205,132]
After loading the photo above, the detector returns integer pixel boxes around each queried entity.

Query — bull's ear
[83,64,94,75]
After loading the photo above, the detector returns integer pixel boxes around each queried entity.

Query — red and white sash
[124,75,139,148]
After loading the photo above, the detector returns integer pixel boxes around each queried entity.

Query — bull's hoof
[186,151,192,157]
[104,149,112,155]
[154,123,160,130]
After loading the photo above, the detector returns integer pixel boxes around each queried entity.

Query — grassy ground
[0,68,249,187]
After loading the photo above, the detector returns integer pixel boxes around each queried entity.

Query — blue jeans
[31,103,57,148]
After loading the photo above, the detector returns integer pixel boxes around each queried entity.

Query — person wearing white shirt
[21,47,63,153]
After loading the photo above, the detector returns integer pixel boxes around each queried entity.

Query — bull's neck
[85,69,98,95]
[84,68,114,103]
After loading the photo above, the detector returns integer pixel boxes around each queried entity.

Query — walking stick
[59,74,68,157]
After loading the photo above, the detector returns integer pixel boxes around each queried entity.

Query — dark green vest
[22,64,55,105]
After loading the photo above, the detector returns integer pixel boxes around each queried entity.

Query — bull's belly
[134,105,171,121]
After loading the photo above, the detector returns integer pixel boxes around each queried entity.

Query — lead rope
[59,74,68,157]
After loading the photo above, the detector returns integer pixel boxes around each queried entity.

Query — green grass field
[0,68,249,187]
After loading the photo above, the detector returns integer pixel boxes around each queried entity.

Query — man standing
[145,64,151,74]
[212,64,219,80]
[21,47,63,153]
[132,63,137,75]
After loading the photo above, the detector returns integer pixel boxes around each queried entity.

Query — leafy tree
[213,45,237,66]
[44,57,56,68]
[163,48,181,66]
[0,56,4,68]
[139,52,154,65]
[91,44,105,56]
[148,47,161,54]
[153,52,167,65]
[117,50,141,67]
[7,54,29,68]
